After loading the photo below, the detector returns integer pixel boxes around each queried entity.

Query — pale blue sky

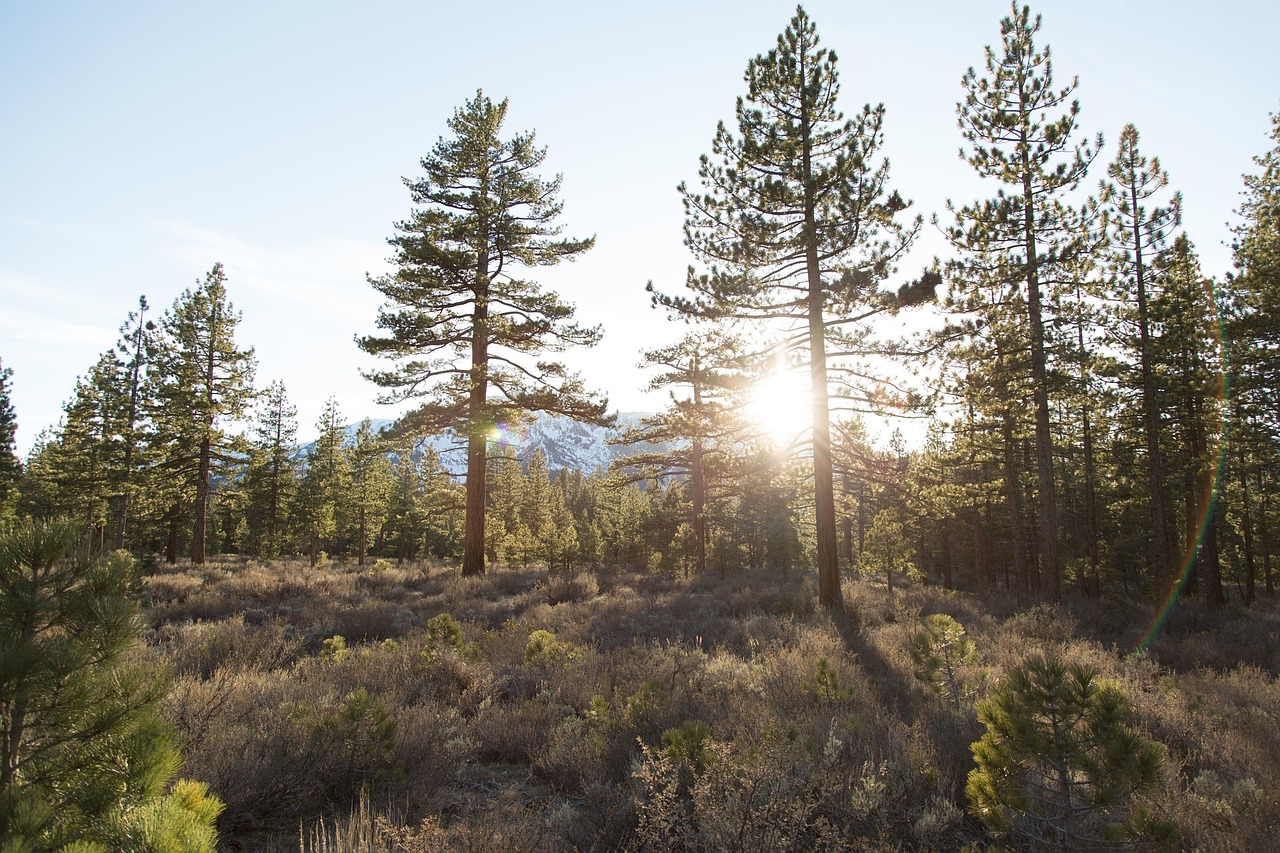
[2,1,1276,454]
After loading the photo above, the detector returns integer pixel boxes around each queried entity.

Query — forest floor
[139,557,1280,851]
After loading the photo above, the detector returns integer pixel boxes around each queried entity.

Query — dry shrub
[469,697,573,764]
[631,716,964,852]
[153,615,302,678]
[143,556,1280,851]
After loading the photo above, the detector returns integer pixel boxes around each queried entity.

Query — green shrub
[424,613,464,654]
[524,629,578,666]
[813,655,855,702]
[623,679,669,731]
[966,654,1170,848]
[322,634,350,662]
[661,720,714,772]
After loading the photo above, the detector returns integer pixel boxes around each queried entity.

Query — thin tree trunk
[1003,412,1029,603]
[800,65,841,612]
[691,367,707,575]
[1022,175,1061,602]
[461,227,491,577]
[114,300,148,551]
[193,436,211,565]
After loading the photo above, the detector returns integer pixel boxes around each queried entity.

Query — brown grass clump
[144,556,1280,851]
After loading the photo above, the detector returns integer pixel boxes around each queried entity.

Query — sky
[2,1,1277,455]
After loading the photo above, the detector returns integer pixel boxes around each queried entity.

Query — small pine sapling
[910,614,979,706]
[966,654,1170,849]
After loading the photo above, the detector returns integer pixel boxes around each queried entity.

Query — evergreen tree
[0,519,223,850]
[613,330,748,575]
[947,2,1099,602]
[147,264,256,565]
[384,448,463,563]
[1153,235,1225,603]
[294,397,348,566]
[244,380,299,560]
[653,5,926,609]
[1228,110,1280,603]
[1100,125,1181,598]
[967,655,1166,848]
[359,91,608,576]
[111,296,155,550]
[31,353,129,542]
[0,359,17,517]
[346,419,393,566]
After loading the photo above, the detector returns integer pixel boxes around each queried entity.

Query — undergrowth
[140,557,1280,851]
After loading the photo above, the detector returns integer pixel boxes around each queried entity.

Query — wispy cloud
[153,221,389,321]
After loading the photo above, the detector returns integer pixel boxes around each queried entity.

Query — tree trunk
[461,239,491,577]
[192,435,211,565]
[691,370,707,575]
[800,73,841,612]
[1022,176,1061,602]
[1003,411,1030,603]
[1128,177,1174,601]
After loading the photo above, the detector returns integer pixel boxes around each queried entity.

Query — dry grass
[143,557,1280,851]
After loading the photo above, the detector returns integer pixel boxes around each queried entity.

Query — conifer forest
[4,4,1280,850]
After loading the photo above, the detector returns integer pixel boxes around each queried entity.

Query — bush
[524,629,578,666]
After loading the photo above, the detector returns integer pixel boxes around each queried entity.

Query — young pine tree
[967,654,1168,849]
[0,519,223,850]
[359,91,608,576]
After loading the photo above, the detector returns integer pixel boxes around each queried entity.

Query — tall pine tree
[1100,124,1181,598]
[359,91,607,576]
[948,2,1098,602]
[147,264,256,565]
[653,6,924,610]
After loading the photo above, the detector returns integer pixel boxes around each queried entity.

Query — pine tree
[613,330,748,575]
[111,296,155,550]
[1100,125,1181,599]
[966,654,1166,848]
[294,397,349,566]
[147,264,256,565]
[34,353,129,542]
[0,519,223,849]
[0,358,18,517]
[346,419,393,566]
[653,5,926,609]
[359,91,607,576]
[245,380,299,560]
[948,2,1099,602]
[1151,235,1225,603]
[1229,110,1280,603]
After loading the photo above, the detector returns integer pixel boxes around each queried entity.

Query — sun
[745,370,812,446]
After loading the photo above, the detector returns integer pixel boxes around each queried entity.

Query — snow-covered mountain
[414,411,660,476]
[297,412,663,476]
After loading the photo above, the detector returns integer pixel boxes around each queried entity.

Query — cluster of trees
[2,3,1278,612]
